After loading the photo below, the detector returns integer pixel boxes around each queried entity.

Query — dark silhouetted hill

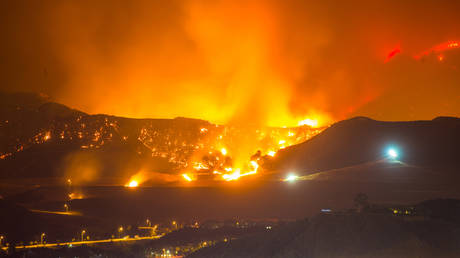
[189,199,460,258]
[270,116,460,174]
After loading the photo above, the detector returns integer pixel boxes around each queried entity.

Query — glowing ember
[44,131,51,141]
[193,162,209,171]
[220,148,227,156]
[447,41,459,48]
[68,192,84,200]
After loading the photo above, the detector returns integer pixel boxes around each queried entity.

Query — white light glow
[388,148,398,159]
[285,174,298,182]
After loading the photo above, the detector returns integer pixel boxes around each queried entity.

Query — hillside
[189,199,460,258]
[270,116,460,174]
[0,92,319,186]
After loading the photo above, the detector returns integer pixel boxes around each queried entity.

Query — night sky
[1,0,459,126]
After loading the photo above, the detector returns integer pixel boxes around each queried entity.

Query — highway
[1,234,163,251]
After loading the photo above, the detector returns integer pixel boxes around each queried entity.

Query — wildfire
[177,119,326,183]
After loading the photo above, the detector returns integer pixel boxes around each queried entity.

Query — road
[1,234,163,251]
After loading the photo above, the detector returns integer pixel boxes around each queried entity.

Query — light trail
[280,158,411,183]
[1,235,163,251]
[29,210,82,216]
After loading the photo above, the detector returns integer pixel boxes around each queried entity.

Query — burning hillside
[0,92,324,186]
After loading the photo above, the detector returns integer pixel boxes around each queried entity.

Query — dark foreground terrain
[190,199,460,258]
[3,198,460,258]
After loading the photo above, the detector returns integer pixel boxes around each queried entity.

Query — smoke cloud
[1,0,460,126]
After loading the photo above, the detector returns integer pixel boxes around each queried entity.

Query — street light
[40,233,45,245]
[146,219,151,227]
[0,235,4,246]
[64,203,69,212]
[81,230,86,242]
[118,226,123,238]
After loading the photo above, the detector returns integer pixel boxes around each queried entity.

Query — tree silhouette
[354,193,369,212]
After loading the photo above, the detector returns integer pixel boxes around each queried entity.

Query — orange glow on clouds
[4,1,460,126]
[414,40,460,60]
[385,46,401,63]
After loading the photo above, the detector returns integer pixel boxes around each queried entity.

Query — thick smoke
[1,0,460,126]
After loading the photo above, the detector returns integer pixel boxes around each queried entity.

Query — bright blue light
[387,148,398,159]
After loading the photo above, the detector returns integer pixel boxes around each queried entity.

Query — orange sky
[1,0,460,126]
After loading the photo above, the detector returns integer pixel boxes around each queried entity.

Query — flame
[438,54,444,62]
[182,173,193,182]
[220,148,227,156]
[298,119,319,127]
[125,180,139,188]
[267,151,276,157]
[222,160,259,181]
[222,169,241,181]
[125,171,144,187]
